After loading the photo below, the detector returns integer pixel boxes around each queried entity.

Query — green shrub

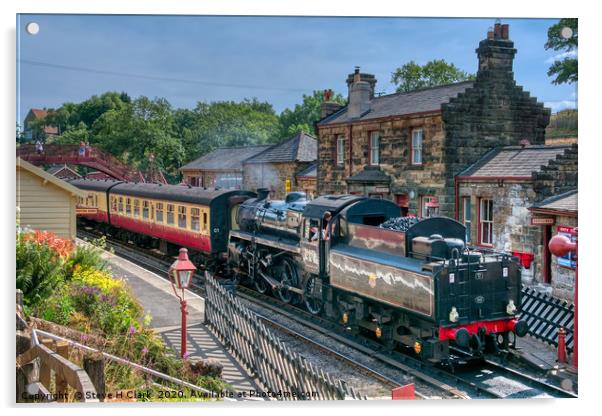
[16,234,66,307]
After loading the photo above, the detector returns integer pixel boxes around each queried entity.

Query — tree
[180,98,280,164]
[92,96,185,177]
[44,91,131,134]
[545,19,578,85]
[391,59,474,93]
[278,90,346,137]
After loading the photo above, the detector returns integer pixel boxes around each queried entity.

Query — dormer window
[369,131,380,165]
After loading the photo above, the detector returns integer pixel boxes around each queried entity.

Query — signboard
[285,178,291,193]
[531,216,555,225]
[556,225,576,269]
[76,208,98,215]
[374,186,390,193]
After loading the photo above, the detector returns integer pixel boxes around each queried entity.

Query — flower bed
[16,229,226,400]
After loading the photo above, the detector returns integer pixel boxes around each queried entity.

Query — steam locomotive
[228,189,528,362]
[71,178,528,362]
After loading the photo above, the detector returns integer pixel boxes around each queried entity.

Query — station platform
[99,249,264,399]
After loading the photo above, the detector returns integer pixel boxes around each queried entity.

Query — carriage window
[166,204,174,225]
[156,203,164,223]
[191,208,200,231]
[118,197,124,213]
[133,199,140,217]
[126,198,132,216]
[178,206,187,228]
[111,196,117,211]
[203,212,208,231]
[142,200,149,219]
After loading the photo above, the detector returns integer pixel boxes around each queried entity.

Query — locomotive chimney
[256,188,270,201]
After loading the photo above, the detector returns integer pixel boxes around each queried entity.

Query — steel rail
[76,228,575,399]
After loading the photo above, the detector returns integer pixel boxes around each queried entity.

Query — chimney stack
[346,68,376,99]
[476,21,517,79]
[347,66,373,119]
[320,89,343,119]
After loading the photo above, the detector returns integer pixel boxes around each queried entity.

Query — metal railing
[520,286,574,353]
[17,144,145,182]
[204,273,365,400]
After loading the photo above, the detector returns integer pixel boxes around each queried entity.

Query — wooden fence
[204,273,365,400]
[520,287,575,352]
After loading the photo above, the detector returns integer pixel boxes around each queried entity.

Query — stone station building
[179,145,271,189]
[243,132,317,199]
[455,144,577,288]
[529,190,578,301]
[316,23,550,218]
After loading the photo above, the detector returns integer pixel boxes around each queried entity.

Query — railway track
[77,228,577,399]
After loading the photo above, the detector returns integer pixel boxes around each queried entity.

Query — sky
[16,14,577,126]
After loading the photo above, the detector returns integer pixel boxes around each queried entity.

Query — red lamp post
[548,228,577,369]
[168,248,197,359]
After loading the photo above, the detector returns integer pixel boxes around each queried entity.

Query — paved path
[101,250,263,396]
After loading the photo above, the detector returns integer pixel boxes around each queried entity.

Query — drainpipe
[454,177,460,221]
[348,124,353,179]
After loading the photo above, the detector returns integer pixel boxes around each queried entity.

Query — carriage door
[300,218,320,275]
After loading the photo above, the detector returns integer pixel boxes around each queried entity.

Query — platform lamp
[168,248,197,358]
[548,228,577,369]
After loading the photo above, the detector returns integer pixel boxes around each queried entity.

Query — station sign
[530,216,555,225]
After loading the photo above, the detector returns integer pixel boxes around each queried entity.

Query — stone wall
[440,36,550,217]
[244,161,313,199]
[317,114,448,213]
[458,180,544,282]
[532,144,578,201]
[182,171,218,187]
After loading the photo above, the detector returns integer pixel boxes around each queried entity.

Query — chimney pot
[494,22,502,38]
[501,24,509,40]
[487,27,494,39]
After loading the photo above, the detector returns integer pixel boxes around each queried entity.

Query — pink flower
[141,347,149,355]
[183,351,191,360]
[80,333,89,342]
[128,325,136,335]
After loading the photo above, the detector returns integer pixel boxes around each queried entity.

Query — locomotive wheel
[255,277,269,294]
[274,257,299,304]
[304,275,323,315]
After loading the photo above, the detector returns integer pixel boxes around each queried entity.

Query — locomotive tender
[71,179,528,362]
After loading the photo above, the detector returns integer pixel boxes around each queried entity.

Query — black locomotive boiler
[227,191,528,362]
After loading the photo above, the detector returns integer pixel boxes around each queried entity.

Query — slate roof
[458,145,570,178]
[47,164,80,177]
[179,145,272,172]
[531,189,577,214]
[296,163,317,178]
[317,81,474,125]
[244,132,317,164]
[346,167,391,184]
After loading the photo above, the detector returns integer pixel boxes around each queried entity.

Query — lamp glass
[179,270,192,288]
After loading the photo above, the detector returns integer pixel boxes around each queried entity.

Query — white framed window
[411,129,423,165]
[479,198,494,245]
[421,195,437,218]
[336,136,345,166]
[369,131,380,165]
[462,196,471,243]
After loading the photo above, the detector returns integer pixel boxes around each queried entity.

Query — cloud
[545,100,577,112]
[545,50,578,64]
